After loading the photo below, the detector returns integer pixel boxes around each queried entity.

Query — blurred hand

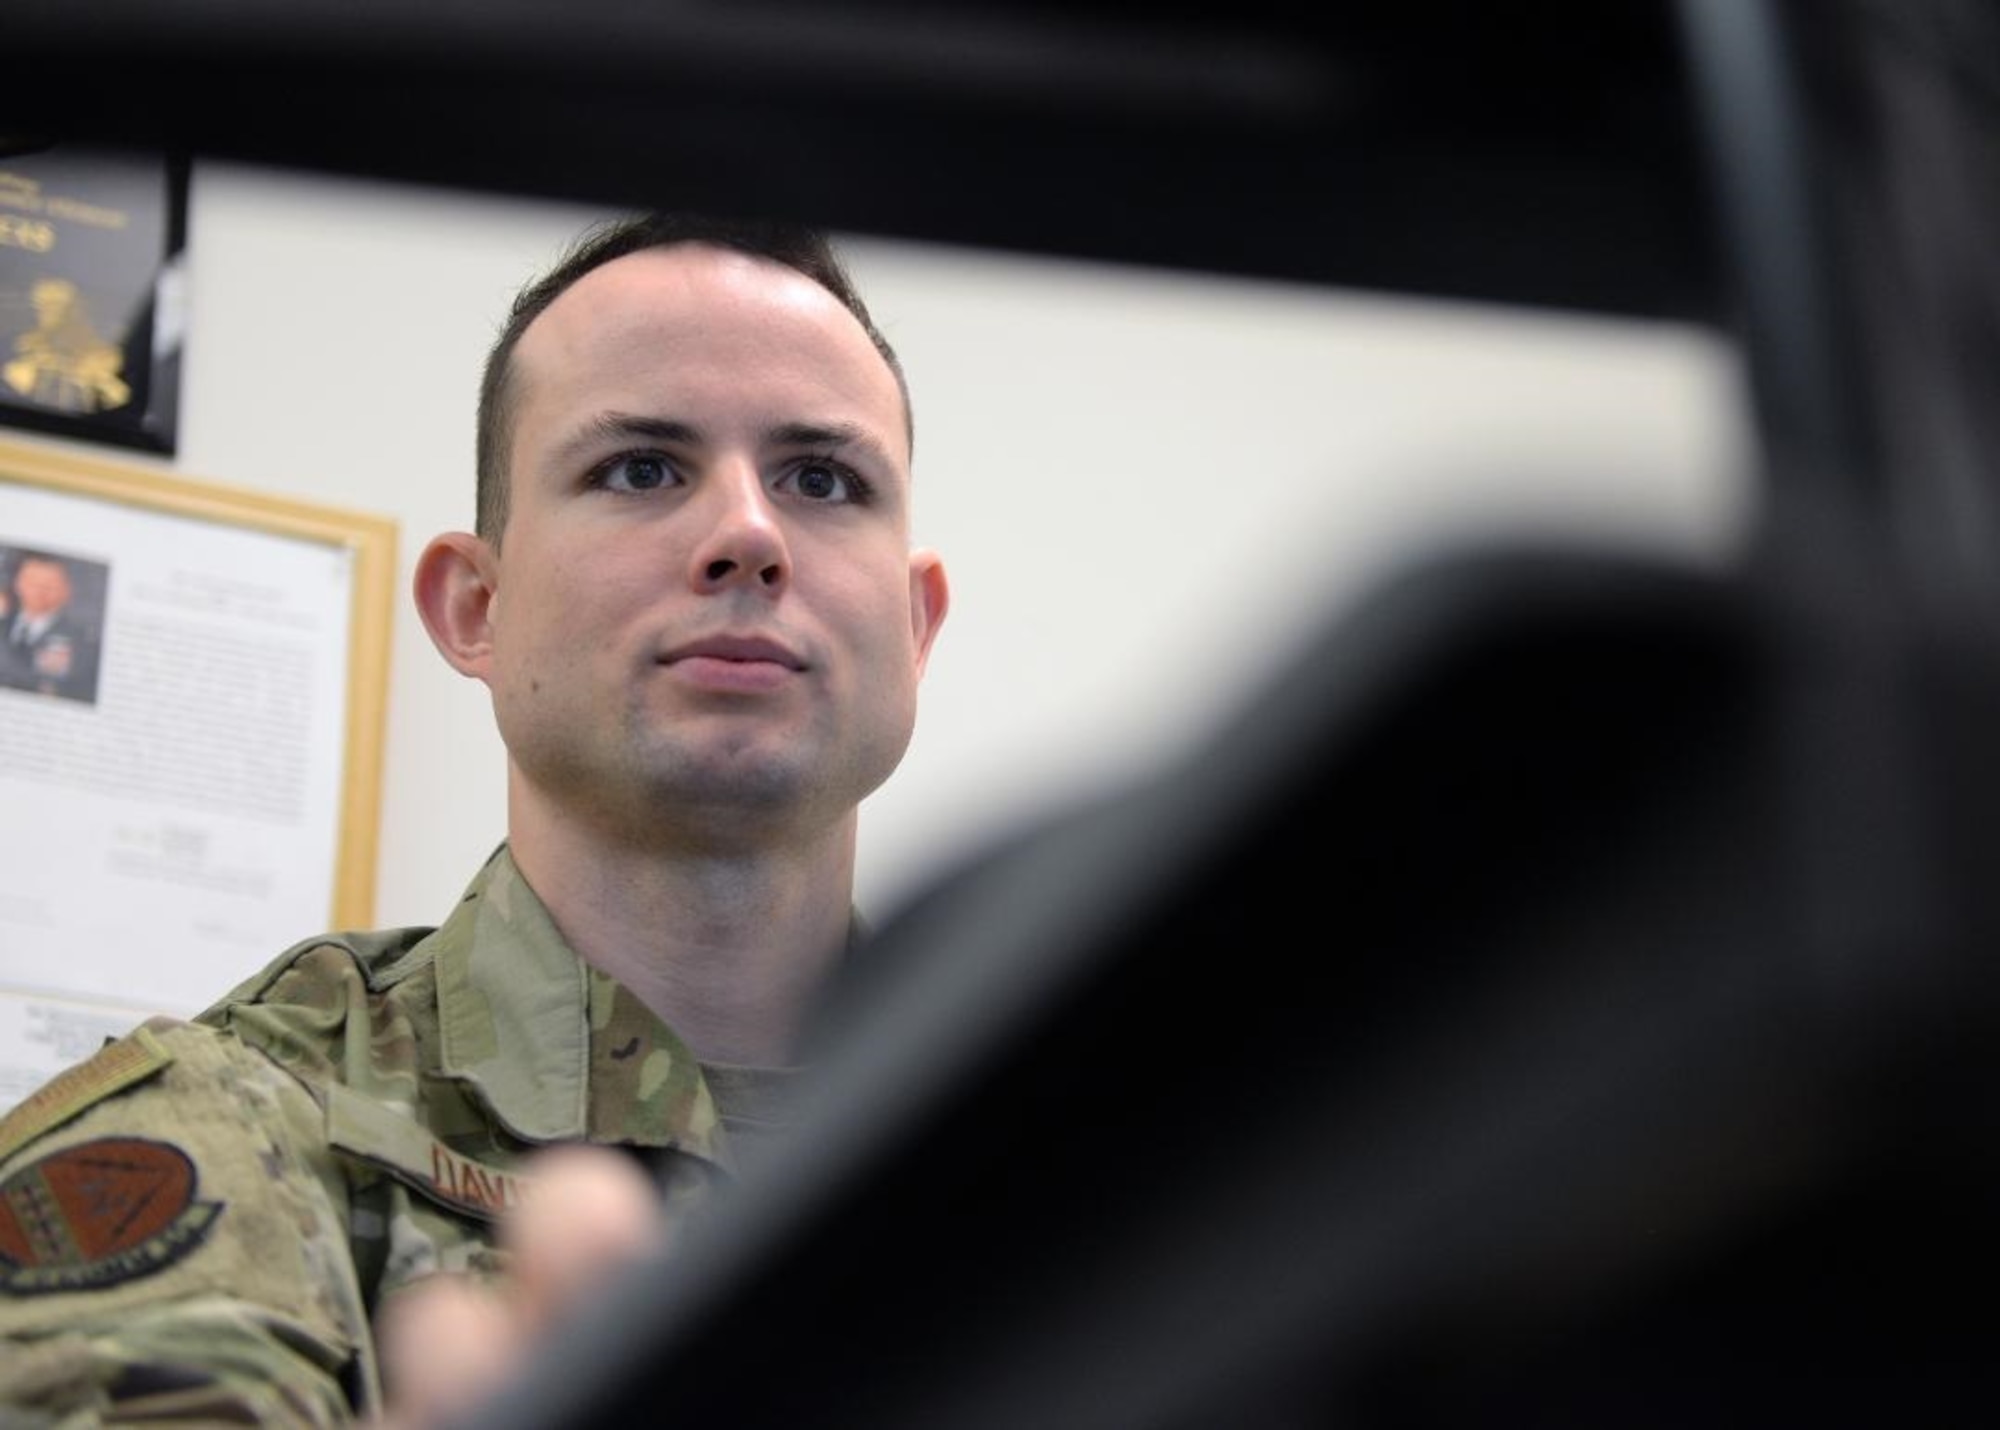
[368,1143,666,1430]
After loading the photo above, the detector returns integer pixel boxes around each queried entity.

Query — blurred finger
[503,1143,668,1328]
[373,1272,521,1428]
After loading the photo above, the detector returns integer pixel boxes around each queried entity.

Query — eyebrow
[559,413,703,460]
[767,420,897,467]
[557,413,899,468]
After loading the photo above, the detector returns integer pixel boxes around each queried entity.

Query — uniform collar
[428,845,727,1165]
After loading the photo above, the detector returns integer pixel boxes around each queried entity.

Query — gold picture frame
[0,439,396,1041]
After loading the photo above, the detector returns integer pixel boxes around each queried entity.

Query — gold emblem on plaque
[4,277,131,413]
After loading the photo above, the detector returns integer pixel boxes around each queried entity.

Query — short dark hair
[474,212,910,543]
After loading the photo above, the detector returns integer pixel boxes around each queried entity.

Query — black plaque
[0,143,189,455]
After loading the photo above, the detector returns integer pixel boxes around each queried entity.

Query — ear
[907,548,950,677]
[414,531,500,682]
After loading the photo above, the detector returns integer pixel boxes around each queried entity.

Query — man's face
[14,559,71,618]
[474,243,947,845]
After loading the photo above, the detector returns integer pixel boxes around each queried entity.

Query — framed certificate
[0,439,397,1107]
[0,143,190,454]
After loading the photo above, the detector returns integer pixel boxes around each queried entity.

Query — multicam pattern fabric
[0,845,738,1423]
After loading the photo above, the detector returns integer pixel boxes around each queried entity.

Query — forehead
[510,244,907,461]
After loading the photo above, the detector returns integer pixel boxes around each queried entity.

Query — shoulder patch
[0,1136,223,1294]
[0,1025,175,1165]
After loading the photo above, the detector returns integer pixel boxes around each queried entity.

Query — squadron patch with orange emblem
[0,1136,223,1294]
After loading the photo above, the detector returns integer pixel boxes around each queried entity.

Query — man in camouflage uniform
[0,212,952,1423]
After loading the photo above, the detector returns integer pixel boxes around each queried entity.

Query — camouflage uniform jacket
[0,844,734,1424]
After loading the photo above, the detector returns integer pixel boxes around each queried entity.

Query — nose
[689,459,790,594]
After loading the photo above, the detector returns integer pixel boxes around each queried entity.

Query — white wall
[17,159,1758,953]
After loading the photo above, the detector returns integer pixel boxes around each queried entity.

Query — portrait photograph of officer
[0,543,108,705]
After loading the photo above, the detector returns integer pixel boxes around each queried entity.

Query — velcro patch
[0,1026,174,1166]
[0,1136,223,1294]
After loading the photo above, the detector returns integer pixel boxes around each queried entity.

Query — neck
[506,793,858,1068]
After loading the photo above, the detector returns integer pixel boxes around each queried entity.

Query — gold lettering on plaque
[0,172,41,214]
[0,215,56,252]
[43,197,129,230]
